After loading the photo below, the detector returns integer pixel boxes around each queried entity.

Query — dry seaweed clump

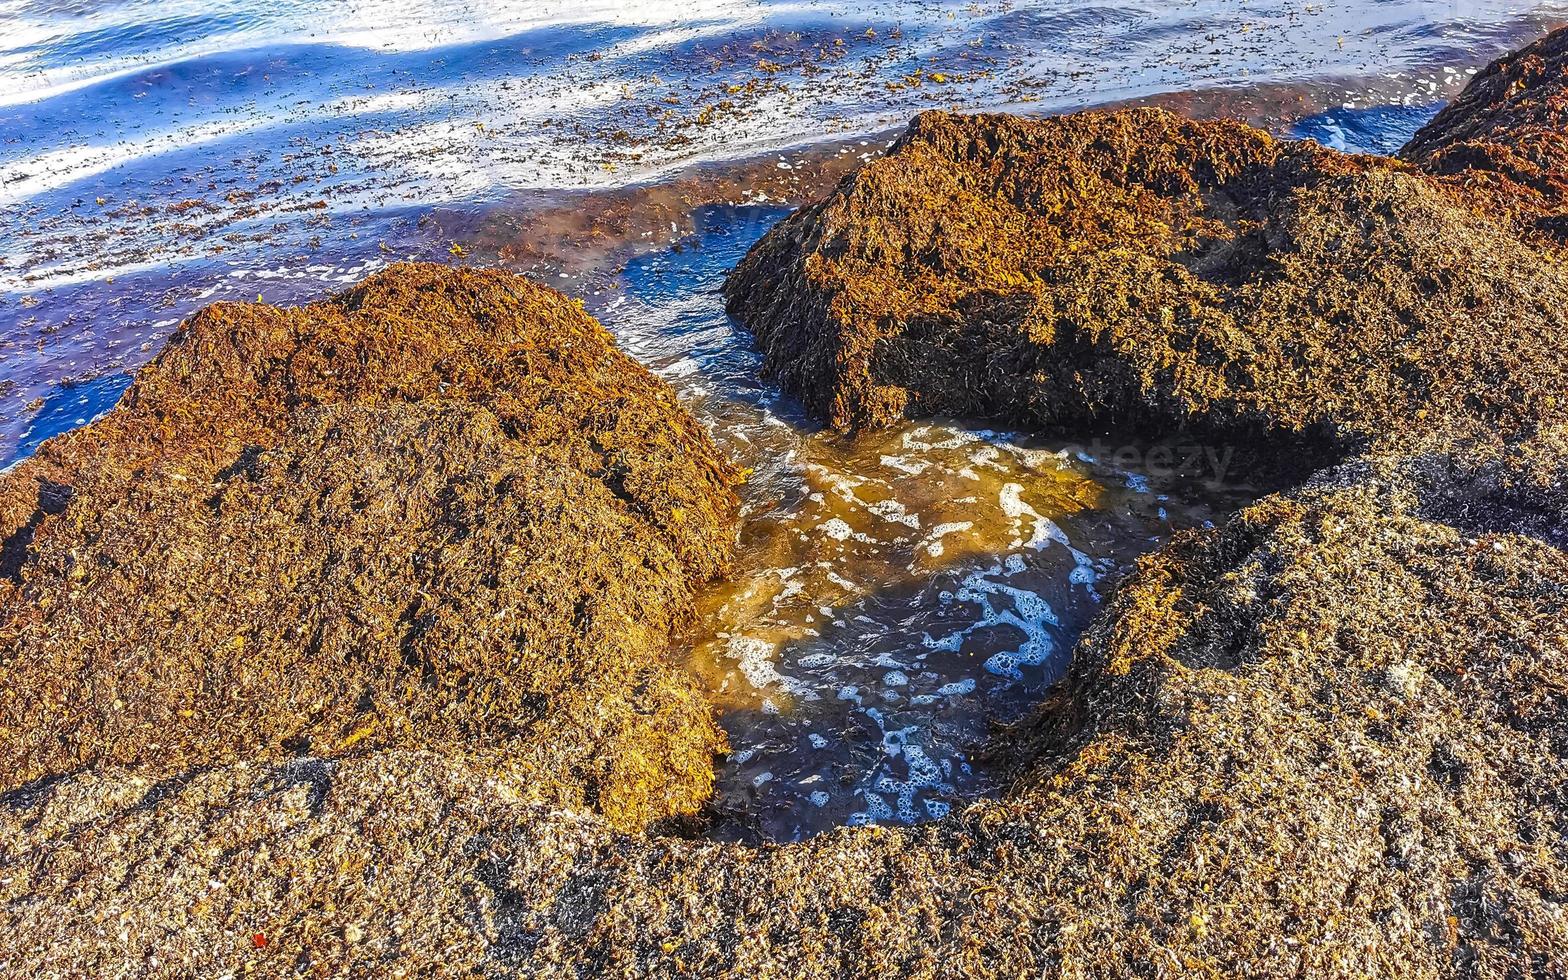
[1401,26,1568,245]
[725,107,1568,464]
[0,263,741,830]
[4,439,1566,978]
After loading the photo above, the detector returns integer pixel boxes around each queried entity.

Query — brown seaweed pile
[0,263,741,831]
[5,435,1566,978]
[5,28,1568,980]
[1402,25,1568,245]
[724,103,1568,469]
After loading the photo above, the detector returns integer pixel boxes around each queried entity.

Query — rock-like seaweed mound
[0,263,740,830]
[8,31,1568,980]
[1402,26,1568,244]
[5,440,1566,978]
[725,107,1568,464]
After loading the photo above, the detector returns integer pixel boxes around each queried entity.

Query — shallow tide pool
[600,204,1254,840]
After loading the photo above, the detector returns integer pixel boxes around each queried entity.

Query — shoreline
[3,16,1568,977]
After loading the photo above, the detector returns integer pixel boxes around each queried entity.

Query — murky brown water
[601,204,1252,840]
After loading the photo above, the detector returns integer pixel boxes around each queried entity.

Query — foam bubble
[820,518,853,542]
[922,561,1063,682]
[728,635,814,698]
[920,520,974,559]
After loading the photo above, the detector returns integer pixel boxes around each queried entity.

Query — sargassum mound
[0,262,742,832]
[6,28,1568,980]
[725,98,1568,469]
[1401,25,1568,245]
[6,433,1567,978]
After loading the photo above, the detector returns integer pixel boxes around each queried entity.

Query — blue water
[614,204,792,409]
[6,0,1568,464]
[9,371,133,465]
[1288,102,1446,155]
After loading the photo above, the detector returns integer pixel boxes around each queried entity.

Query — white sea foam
[728,635,815,699]
[999,482,1067,550]
[919,520,974,558]
[3,0,1555,299]
[922,560,1064,682]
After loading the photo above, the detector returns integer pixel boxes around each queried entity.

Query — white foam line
[0,0,775,107]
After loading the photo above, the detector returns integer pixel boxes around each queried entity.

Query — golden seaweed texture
[6,30,1568,980]
[6,437,1567,978]
[1402,26,1568,245]
[726,102,1568,473]
[0,263,741,832]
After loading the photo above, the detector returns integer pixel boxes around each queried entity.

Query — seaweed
[1402,26,1568,248]
[6,29,1568,980]
[0,263,742,832]
[725,104,1568,474]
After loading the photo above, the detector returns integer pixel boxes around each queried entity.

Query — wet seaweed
[0,263,742,832]
[725,104,1568,475]
[1402,26,1568,248]
[5,28,1568,980]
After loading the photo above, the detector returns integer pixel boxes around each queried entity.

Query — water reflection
[600,205,1251,840]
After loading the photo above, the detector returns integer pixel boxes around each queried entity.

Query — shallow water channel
[602,101,1433,840]
[598,204,1254,841]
